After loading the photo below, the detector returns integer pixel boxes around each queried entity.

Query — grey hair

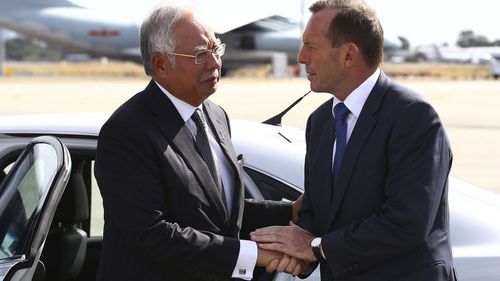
[140,4,189,75]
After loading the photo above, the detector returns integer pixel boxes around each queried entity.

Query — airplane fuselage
[0,6,140,58]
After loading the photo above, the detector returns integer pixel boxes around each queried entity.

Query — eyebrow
[192,38,222,53]
[193,45,207,53]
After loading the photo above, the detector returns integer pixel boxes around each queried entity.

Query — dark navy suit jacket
[298,72,457,281]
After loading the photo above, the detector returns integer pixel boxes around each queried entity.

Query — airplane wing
[221,15,299,34]
[0,0,81,8]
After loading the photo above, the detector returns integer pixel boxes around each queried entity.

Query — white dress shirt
[155,81,257,280]
[331,68,381,171]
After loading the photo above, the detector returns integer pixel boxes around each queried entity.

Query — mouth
[205,76,218,82]
[201,76,218,87]
[201,70,219,85]
[306,72,315,80]
[305,68,315,79]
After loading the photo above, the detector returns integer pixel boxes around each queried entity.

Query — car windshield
[0,143,58,259]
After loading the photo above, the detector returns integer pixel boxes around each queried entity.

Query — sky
[4,0,498,49]
[73,0,500,48]
[367,0,500,47]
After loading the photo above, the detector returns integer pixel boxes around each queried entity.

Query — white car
[1,113,500,281]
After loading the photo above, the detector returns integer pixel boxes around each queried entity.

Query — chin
[204,88,217,98]
[309,83,320,93]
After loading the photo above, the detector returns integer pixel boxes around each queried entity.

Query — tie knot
[334,103,350,121]
[191,109,205,129]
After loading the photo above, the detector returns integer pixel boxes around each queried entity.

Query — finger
[284,256,298,274]
[251,233,282,243]
[276,255,290,272]
[266,259,279,273]
[251,226,282,235]
[258,242,285,253]
[292,262,303,276]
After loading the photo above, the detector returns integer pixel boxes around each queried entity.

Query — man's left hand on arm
[250,222,316,263]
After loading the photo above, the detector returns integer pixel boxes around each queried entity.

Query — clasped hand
[252,222,316,276]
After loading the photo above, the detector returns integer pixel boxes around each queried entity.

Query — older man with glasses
[95,3,304,281]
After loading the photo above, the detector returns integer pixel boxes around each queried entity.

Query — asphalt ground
[1,76,499,195]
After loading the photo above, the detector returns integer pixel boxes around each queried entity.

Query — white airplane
[0,0,402,72]
[413,44,500,65]
[0,0,141,60]
[0,0,306,67]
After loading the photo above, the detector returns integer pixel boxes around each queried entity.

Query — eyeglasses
[167,43,226,65]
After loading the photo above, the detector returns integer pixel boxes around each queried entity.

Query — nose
[206,51,222,69]
[297,46,307,65]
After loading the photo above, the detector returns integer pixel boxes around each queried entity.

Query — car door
[0,136,71,281]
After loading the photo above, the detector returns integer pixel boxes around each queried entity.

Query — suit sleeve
[240,199,292,238]
[297,114,317,234]
[296,114,321,277]
[322,100,452,275]
[95,117,239,280]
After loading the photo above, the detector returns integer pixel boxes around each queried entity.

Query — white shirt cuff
[231,240,257,280]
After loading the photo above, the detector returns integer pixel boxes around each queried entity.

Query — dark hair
[310,0,384,68]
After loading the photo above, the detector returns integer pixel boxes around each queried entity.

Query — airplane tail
[0,0,80,8]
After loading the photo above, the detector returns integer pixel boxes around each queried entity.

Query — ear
[151,52,171,77]
[343,43,359,67]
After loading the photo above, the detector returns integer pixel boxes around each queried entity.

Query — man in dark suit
[94,4,302,281]
[251,1,457,280]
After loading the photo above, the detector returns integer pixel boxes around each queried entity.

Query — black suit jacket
[298,72,456,281]
[95,80,291,281]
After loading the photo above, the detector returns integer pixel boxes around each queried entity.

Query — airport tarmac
[1,76,499,195]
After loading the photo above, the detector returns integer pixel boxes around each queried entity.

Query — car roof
[0,112,109,136]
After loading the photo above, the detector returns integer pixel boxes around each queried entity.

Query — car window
[0,143,58,259]
[244,167,301,201]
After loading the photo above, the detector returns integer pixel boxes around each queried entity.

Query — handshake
[250,196,319,276]
[251,222,318,276]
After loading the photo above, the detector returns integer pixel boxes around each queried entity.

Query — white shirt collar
[332,68,380,118]
[154,80,200,122]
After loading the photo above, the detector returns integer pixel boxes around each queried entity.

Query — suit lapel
[328,73,392,227]
[203,101,243,233]
[170,127,230,223]
[143,81,229,225]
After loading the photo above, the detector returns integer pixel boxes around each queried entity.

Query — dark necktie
[332,102,350,186]
[191,109,220,187]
